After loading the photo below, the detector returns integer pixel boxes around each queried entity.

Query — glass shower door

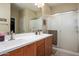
[47,11,78,53]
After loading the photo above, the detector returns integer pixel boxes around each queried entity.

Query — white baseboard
[53,47,79,56]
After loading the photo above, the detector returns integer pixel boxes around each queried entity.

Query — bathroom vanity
[0,33,53,56]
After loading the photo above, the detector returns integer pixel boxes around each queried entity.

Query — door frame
[10,17,16,33]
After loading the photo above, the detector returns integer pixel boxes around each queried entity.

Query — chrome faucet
[35,29,41,35]
[10,31,14,40]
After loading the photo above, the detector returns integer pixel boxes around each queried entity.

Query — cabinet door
[36,39,45,56]
[36,45,45,56]
[45,36,52,56]
[7,47,23,56]
[23,43,36,56]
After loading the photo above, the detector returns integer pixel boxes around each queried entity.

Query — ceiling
[13,3,63,11]
[14,3,39,11]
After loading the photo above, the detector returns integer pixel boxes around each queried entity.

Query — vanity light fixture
[35,3,44,8]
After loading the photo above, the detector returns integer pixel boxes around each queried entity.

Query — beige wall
[19,8,37,32]
[11,4,20,33]
[51,3,77,14]
[78,4,79,10]
[42,4,51,16]
[0,3,10,32]
[36,9,42,18]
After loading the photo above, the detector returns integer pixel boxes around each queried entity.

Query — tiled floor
[51,49,57,56]
[51,46,79,56]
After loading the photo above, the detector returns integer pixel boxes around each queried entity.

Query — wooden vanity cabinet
[45,36,52,56]
[23,43,36,56]
[36,39,45,56]
[36,36,52,56]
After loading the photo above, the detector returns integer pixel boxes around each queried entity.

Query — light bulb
[35,3,44,8]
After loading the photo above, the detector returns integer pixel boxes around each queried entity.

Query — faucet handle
[35,31,38,35]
